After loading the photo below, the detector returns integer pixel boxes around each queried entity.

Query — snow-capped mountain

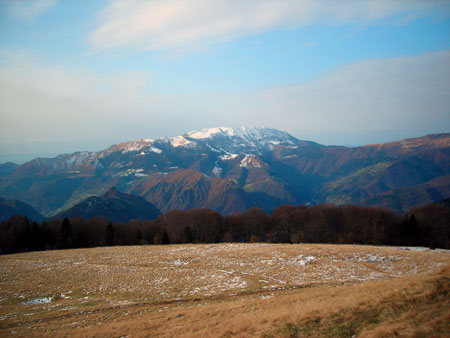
[11,126,313,179]
[13,127,302,174]
[1,128,449,217]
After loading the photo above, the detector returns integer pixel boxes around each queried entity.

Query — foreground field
[0,244,449,337]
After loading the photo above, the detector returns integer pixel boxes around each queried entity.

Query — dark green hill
[0,197,45,222]
[52,187,160,222]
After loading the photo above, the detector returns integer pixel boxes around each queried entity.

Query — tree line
[0,202,449,254]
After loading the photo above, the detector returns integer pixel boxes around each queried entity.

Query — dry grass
[0,243,449,337]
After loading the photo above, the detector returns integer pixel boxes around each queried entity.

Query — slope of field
[0,244,449,337]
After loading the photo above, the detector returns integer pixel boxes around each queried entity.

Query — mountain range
[0,127,449,217]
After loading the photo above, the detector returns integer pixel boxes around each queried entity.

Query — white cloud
[5,0,58,22]
[88,0,450,51]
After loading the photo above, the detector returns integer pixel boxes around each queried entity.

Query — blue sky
[0,0,449,163]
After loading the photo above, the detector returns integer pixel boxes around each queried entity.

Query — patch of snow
[150,147,162,154]
[220,154,238,161]
[288,254,316,266]
[396,247,429,252]
[432,248,450,253]
[117,139,154,153]
[206,144,221,153]
[172,260,188,266]
[113,168,145,177]
[186,127,234,139]
[212,166,222,176]
[170,136,193,147]
[240,154,261,169]
[22,297,53,305]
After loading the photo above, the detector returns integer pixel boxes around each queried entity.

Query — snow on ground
[22,297,53,305]
[0,243,448,326]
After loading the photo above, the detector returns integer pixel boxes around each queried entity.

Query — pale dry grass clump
[0,243,448,337]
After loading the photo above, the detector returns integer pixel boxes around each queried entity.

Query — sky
[0,0,449,164]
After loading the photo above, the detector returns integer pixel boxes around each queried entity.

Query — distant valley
[0,127,449,217]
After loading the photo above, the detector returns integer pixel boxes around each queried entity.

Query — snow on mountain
[183,126,297,155]
[22,151,101,172]
[150,147,163,154]
[212,166,223,176]
[16,127,300,174]
[111,138,154,153]
[220,154,239,161]
[240,155,262,169]
[169,135,195,148]
[185,126,293,144]
[186,127,235,139]
[7,130,449,217]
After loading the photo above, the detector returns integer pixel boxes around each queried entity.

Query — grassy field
[0,243,449,337]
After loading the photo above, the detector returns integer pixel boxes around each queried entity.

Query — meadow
[0,243,449,337]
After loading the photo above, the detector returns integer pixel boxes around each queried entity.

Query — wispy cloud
[0,52,188,147]
[4,0,58,22]
[87,0,450,52]
[238,50,450,140]
[1,50,448,155]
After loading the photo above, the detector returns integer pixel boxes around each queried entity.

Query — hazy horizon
[1,1,449,164]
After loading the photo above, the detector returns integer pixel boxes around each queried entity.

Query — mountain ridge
[51,187,161,222]
[0,197,45,222]
[1,127,449,216]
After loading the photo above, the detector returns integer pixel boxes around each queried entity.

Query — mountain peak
[184,126,293,141]
[182,126,298,153]
[103,187,121,198]
[185,127,235,139]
